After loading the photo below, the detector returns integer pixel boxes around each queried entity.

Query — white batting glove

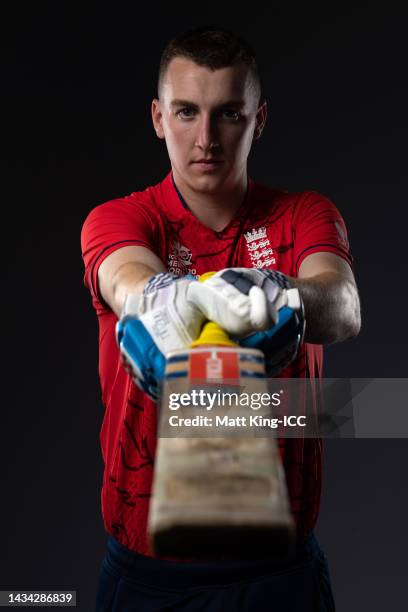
[189,268,301,337]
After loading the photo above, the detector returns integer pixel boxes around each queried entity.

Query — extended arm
[98,245,166,318]
[290,252,361,344]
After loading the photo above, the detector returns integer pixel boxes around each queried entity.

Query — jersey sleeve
[80,197,158,309]
[292,191,353,273]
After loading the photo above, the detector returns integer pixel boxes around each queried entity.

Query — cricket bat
[148,275,295,560]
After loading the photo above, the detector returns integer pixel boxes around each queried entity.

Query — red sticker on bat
[189,350,240,381]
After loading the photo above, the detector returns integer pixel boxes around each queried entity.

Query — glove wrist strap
[121,293,142,318]
[121,272,181,318]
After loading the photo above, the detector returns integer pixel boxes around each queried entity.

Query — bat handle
[191,272,238,348]
[191,321,238,348]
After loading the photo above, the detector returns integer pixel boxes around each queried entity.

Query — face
[151,57,267,194]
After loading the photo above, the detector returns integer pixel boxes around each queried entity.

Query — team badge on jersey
[244,226,276,269]
[167,240,198,277]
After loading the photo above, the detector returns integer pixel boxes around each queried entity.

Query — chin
[189,172,229,194]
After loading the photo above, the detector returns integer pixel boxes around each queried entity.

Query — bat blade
[148,341,295,560]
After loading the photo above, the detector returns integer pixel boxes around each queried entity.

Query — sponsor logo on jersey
[167,240,198,277]
[244,226,276,268]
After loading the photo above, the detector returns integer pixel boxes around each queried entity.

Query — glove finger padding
[225,268,305,375]
[238,304,305,376]
[189,270,275,336]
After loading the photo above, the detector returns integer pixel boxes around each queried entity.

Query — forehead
[161,57,256,107]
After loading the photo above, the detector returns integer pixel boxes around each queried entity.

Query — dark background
[2,3,407,610]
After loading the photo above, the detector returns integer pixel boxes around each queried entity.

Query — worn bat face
[147,339,295,560]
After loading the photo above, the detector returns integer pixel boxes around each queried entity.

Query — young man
[81,26,360,611]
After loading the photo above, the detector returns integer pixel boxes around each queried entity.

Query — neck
[172,169,248,232]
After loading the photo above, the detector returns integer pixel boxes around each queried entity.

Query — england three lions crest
[244,226,276,268]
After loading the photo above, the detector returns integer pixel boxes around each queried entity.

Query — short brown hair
[158,26,261,103]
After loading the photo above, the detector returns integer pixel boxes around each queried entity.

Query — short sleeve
[80,198,157,307]
[292,191,353,273]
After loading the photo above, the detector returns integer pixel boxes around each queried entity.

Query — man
[81,26,360,611]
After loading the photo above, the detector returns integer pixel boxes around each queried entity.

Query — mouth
[193,158,223,163]
[191,159,224,172]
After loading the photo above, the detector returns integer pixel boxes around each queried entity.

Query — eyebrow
[170,99,246,110]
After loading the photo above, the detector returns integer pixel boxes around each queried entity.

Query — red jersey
[81,172,352,558]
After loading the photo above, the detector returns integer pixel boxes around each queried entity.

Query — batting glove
[191,268,305,375]
[116,273,204,401]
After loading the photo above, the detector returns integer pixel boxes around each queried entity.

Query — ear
[253,101,267,140]
[151,99,165,139]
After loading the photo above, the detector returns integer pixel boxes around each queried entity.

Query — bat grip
[191,272,238,348]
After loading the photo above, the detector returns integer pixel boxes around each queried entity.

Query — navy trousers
[96,532,335,611]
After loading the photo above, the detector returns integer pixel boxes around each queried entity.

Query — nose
[194,114,220,152]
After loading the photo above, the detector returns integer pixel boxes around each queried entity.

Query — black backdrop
[2,3,407,610]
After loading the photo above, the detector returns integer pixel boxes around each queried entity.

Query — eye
[176,107,196,119]
[221,109,241,121]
